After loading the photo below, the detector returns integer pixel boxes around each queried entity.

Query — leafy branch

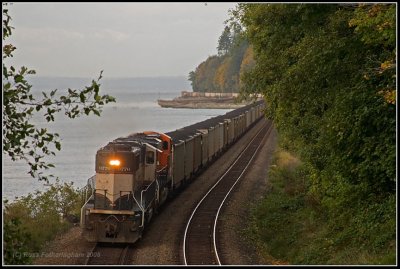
[2,6,116,182]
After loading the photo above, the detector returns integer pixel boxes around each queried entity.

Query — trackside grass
[246,148,396,265]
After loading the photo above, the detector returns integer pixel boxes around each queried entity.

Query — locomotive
[81,100,265,243]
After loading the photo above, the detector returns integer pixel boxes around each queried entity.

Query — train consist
[81,100,265,243]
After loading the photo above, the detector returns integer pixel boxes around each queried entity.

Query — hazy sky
[6,2,237,78]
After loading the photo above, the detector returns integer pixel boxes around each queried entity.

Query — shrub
[3,179,86,264]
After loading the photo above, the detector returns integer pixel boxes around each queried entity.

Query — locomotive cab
[143,131,172,173]
[81,132,170,243]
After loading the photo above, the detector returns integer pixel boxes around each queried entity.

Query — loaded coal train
[80,100,265,243]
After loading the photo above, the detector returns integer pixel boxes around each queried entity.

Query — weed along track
[85,243,134,265]
[183,120,273,265]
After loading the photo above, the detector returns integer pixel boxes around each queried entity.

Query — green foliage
[2,6,116,182]
[188,22,254,93]
[3,217,33,265]
[3,180,86,264]
[236,3,395,197]
[235,3,396,264]
[247,149,396,264]
[189,55,224,92]
[348,4,396,106]
[349,4,396,48]
[217,26,233,56]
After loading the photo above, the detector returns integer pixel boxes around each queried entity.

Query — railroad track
[85,243,133,265]
[183,120,272,265]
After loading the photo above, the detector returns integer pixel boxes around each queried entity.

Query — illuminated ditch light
[109,159,121,166]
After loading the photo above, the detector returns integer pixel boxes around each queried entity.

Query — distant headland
[157,91,262,109]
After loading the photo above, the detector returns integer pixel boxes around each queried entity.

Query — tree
[235,3,395,198]
[213,57,230,92]
[3,217,32,264]
[191,14,251,94]
[188,55,223,93]
[217,26,232,56]
[227,4,395,263]
[239,45,255,89]
[2,6,116,182]
[188,71,196,91]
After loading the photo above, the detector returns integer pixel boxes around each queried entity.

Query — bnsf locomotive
[81,100,265,243]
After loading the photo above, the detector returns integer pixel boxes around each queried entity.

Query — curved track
[85,243,133,265]
[183,120,272,265]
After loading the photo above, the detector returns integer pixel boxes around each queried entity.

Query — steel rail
[183,120,271,265]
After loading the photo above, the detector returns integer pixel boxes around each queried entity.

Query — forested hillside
[188,24,255,93]
[231,3,396,264]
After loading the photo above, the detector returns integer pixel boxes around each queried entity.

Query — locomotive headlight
[109,159,120,166]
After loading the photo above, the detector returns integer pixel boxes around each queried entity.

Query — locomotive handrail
[92,189,135,210]
[84,175,96,202]
[156,165,168,173]
[140,180,157,210]
[131,191,145,228]
[91,187,145,227]
[103,189,107,208]
[118,190,132,209]
[155,179,160,204]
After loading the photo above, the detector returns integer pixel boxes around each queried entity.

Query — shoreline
[157,99,247,109]
[157,96,258,109]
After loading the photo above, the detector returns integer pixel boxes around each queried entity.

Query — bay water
[2,76,232,201]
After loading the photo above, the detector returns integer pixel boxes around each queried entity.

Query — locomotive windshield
[96,150,139,174]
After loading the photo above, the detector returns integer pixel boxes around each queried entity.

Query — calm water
[3,76,232,201]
